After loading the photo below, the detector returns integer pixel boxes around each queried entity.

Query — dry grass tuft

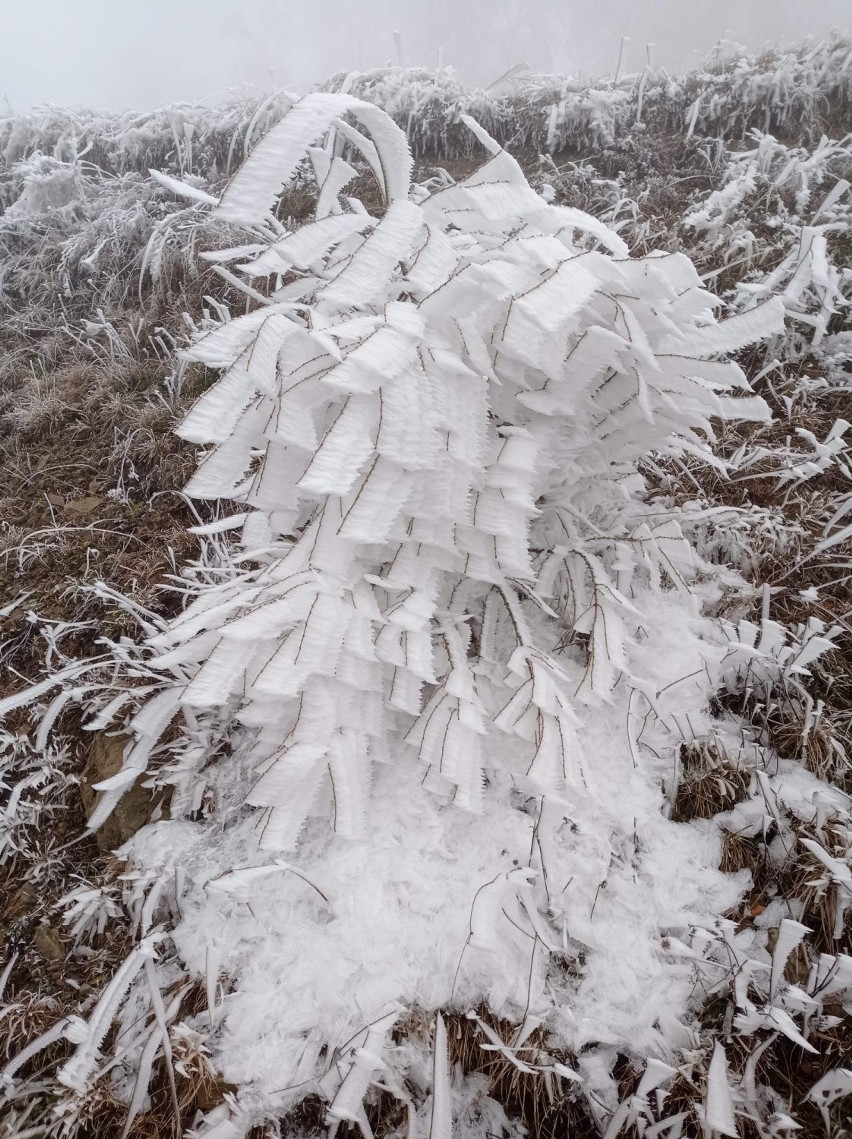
[442,1008,597,1139]
[672,738,752,822]
[768,701,848,783]
[720,828,768,882]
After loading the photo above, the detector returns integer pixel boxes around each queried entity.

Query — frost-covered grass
[0,39,851,1139]
[1,30,849,181]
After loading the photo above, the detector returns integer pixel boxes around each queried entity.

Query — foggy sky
[2,0,850,112]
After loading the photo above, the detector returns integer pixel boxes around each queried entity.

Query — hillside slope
[1,35,851,1139]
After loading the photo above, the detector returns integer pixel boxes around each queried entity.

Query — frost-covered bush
[11,94,794,1133]
[88,94,779,845]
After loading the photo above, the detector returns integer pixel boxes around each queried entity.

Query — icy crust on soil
[127,584,747,1109]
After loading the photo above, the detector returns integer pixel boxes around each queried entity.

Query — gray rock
[80,732,154,851]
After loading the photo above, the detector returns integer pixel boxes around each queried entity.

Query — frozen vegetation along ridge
[1,39,851,1139]
[2,30,850,177]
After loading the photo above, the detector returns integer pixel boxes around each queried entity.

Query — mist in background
[2,0,850,111]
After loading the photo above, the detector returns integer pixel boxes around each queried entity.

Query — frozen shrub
[89,95,779,845]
